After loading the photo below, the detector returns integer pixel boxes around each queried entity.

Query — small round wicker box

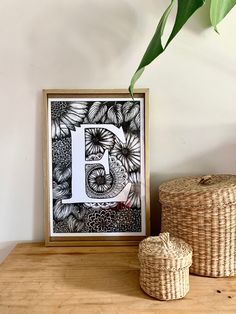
[160,175,236,277]
[138,232,192,301]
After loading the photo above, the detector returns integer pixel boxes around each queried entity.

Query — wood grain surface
[0,243,236,314]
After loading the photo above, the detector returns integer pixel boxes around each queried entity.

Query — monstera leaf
[210,0,236,32]
[129,0,236,95]
[129,0,205,97]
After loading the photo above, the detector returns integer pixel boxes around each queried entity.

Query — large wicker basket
[138,232,192,300]
[160,174,236,277]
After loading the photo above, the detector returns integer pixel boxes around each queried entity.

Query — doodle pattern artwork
[49,99,144,235]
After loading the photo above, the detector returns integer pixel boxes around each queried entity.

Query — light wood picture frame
[43,89,150,247]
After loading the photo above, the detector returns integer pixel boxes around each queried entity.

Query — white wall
[1,0,236,260]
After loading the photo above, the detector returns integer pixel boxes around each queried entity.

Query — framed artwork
[43,89,150,247]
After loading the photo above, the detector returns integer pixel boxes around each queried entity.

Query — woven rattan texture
[160,175,236,277]
[138,233,192,300]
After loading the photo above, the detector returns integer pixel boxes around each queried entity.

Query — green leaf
[166,0,206,46]
[210,0,236,33]
[129,0,205,97]
[129,0,176,97]
[128,68,145,98]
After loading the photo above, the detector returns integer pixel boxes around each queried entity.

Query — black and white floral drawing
[111,133,140,171]
[51,101,87,139]
[85,156,128,199]
[49,99,144,235]
[85,128,114,156]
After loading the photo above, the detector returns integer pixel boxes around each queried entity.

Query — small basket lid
[159,174,236,207]
[139,233,192,269]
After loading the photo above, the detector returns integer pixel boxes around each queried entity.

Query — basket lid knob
[139,232,192,259]
[198,175,213,185]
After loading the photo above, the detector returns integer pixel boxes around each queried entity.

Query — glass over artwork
[47,97,146,237]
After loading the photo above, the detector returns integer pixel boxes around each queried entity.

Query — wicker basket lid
[159,174,236,207]
[139,233,192,269]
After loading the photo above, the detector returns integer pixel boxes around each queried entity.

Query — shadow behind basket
[160,175,236,277]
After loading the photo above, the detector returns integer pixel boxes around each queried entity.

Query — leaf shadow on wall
[27,0,139,87]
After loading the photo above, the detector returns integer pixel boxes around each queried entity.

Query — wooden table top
[0,243,236,314]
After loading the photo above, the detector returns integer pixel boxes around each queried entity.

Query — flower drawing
[85,128,114,155]
[87,167,113,193]
[85,208,116,233]
[51,99,143,234]
[85,156,128,199]
[51,101,87,139]
[111,133,140,171]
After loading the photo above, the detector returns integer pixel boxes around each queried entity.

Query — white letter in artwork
[62,124,131,204]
